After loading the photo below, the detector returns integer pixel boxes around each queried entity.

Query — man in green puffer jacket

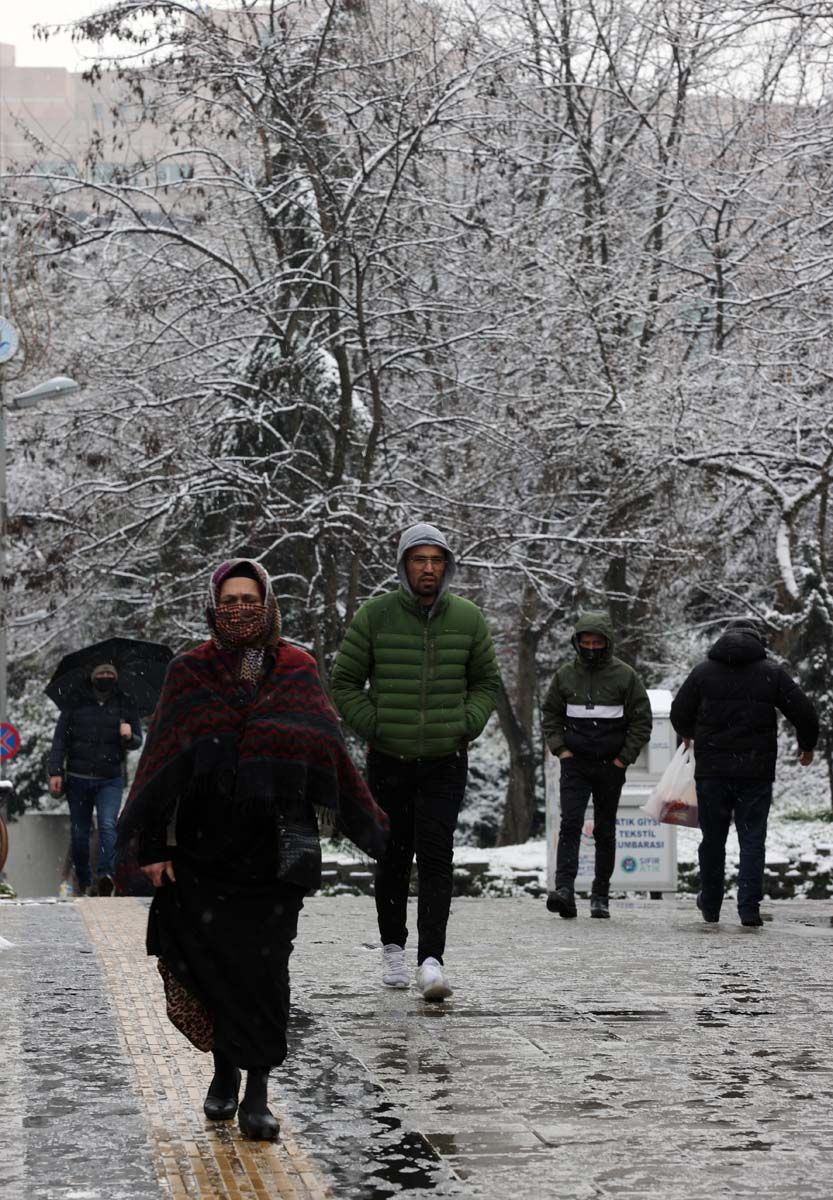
[331,522,499,1000]
[542,612,652,921]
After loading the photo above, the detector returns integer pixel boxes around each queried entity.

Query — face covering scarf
[212,603,270,684]
[578,646,606,667]
[214,603,268,647]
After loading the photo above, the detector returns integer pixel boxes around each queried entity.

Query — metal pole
[0,366,6,784]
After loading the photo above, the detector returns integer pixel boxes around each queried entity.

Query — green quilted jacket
[331,588,499,760]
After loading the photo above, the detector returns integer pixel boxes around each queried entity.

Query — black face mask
[577,645,606,666]
[93,677,115,695]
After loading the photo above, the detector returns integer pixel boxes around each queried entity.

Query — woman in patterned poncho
[116,559,388,1141]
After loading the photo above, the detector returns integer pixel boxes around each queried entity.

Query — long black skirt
[147,852,305,1068]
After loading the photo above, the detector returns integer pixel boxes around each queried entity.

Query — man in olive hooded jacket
[332,522,499,999]
[542,613,652,919]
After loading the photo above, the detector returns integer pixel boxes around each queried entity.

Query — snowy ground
[322,820,832,894]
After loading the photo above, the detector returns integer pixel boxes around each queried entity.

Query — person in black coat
[48,662,142,895]
[670,619,818,926]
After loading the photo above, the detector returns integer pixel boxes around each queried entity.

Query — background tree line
[3,0,833,833]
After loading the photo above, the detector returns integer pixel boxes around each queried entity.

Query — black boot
[696,893,720,924]
[590,895,610,919]
[546,887,577,919]
[238,1068,279,1141]
[739,908,763,927]
[204,1050,241,1120]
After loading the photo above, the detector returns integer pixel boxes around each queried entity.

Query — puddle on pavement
[716,1137,775,1152]
[280,1009,464,1196]
[695,964,778,1025]
[427,1131,543,1155]
[585,1008,669,1023]
[443,1007,576,1021]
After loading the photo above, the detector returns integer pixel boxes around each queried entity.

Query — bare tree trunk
[495,676,538,845]
[496,605,541,844]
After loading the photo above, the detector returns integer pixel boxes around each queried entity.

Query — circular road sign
[0,723,21,760]
[0,321,20,365]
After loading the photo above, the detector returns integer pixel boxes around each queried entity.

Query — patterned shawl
[115,639,388,887]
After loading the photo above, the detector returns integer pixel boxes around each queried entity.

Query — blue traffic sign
[0,723,20,760]
[0,319,19,365]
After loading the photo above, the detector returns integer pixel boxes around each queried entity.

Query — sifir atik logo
[621,856,638,873]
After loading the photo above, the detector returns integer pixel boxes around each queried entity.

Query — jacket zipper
[419,619,429,756]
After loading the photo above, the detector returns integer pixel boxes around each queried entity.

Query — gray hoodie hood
[396,522,456,599]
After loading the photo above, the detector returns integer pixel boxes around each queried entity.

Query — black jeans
[555,757,626,897]
[696,777,772,915]
[368,749,467,965]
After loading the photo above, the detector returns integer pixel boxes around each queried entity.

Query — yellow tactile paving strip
[80,898,332,1200]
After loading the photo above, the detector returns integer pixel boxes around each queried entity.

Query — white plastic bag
[641,744,699,828]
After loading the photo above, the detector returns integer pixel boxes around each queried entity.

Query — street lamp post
[0,368,81,783]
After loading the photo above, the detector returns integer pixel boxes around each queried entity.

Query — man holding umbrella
[48,660,144,896]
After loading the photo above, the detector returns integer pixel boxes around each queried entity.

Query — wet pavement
[0,901,159,1200]
[1,894,832,1199]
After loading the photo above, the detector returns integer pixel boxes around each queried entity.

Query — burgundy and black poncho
[116,637,387,1067]
[118,638,387,879]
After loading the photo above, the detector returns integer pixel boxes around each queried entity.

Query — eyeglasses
[409,555,446,568]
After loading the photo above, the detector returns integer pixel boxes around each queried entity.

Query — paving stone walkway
[289,894,833,1200]
[1,893,832,1199]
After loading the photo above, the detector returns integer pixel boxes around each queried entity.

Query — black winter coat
[48,687,142,780]
[670,631,818,781]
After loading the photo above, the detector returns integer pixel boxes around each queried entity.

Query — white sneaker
[381,944,410,988]
[415,956,453,1001]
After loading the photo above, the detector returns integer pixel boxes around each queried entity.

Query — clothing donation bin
[545,688,677,897]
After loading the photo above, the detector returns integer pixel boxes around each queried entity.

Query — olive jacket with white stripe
[542,613,652,766]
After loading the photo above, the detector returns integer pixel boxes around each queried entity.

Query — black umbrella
[45,636,174,717]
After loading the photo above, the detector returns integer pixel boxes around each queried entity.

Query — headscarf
[205,559,281,684]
